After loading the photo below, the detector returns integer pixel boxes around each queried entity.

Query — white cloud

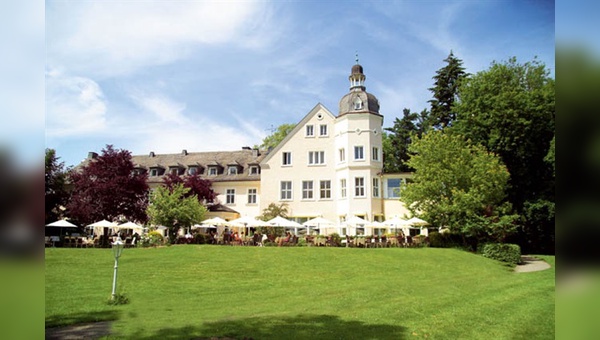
[129,92,188,124]
[45,72,107,137]
[47,1,269,77]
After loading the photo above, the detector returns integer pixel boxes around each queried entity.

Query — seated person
[277,231,292,246]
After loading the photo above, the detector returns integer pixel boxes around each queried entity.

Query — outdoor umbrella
[383,216,409,234]
[45,219,79,239]
[267,216,303,235]
[303,216,336,235]
[227,216,270,235]
[200,217,228,226]
[114,221,144,235]
[87,219,118,238]
[406,217,429,226]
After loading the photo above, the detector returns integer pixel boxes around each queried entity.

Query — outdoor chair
[305,235,314,247]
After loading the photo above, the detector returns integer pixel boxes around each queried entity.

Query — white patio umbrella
[383,216,409,234]
[406,217,429,226]
[87,219,118,238]
[227,216,270,235]
[343,216,368,236]
[267,216,303,235]
[114,221,144,234]
[303,217,336,235]
[200,217,228,225]
[46,219,78,228]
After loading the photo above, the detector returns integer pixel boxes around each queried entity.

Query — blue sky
[6,1,558,168]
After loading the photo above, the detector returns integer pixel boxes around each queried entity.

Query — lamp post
[111,238,124,300]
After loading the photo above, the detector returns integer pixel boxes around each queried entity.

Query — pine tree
[428,51,467,129]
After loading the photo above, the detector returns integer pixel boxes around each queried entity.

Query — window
[249,166,260,175]
[320,180,331,199]
[308,151,325,165]
[282,152,292,166]
[354,146,364,160]
[353,97,363,110]
[372,147,380,161]
[169,167,180,176]
[226,189,235,204]
[150,168,158,177]
[228,166,238,175]
[319,124,328,136]
[187,166,198,175]
[208,167,218,176]
[247,188,257,204]
[306,125,314,137]
[387,178,402,198]
[372,178,380,197]
[280,181,292,200]
[302,181,314,199]
[340,179,347,198]
[339,148,346,163]
[355,177,365,197]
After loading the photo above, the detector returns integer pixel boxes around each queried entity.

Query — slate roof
[129,149,266,184]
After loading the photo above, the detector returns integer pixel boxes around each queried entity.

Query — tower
[334,60,384,222]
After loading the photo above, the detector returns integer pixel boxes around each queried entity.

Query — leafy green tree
[452,57,554,253]
[67,145,149,226]
[401,131,518,243]
[428,51,467,129]
[258,123,296,150]
[147,183,207,242]
[45,148,69,224]
[256,202,289,237]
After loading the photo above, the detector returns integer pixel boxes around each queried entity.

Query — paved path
[514,255,551,273]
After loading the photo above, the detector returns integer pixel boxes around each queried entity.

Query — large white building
[90,62,412,230]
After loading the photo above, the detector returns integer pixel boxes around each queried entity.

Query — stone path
[45,321,112,340]
[514,255,551,273]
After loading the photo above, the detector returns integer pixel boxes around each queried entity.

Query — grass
[45,246,554,339]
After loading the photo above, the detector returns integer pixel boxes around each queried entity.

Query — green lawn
[45,246,554,339]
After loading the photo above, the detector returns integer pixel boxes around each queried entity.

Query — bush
[147,231,164,247]
[329,233,342,247]
[107,293,129,305]
[482,243,521,265]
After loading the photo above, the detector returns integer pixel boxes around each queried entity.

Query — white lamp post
[111,238,124,300]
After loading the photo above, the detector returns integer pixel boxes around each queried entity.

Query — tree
[45,148,69,224]
[401,131,518,243]
[258,123,296,150]
[452,57,554,253]
[162,173,216,204]
[383,108,420,173]
[428,51,467,129]
[67,145,149,225]
[147,183,207,242]
[257,202,289,221]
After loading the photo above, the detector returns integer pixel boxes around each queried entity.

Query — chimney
[182,149,188,156]
[149,151,155,157]
[87,152,98,159]
[242,146,251,150]
[252,148,259,157]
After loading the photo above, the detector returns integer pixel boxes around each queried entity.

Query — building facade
[84,62,412,226]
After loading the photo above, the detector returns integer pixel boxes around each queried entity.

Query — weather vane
[355,51,359,64]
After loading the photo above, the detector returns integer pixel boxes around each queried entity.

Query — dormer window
[168,166,183,176]
[228,166,238,175]
[150,169,158,177]
[353,97,363,110]
[249,166,260,175]
[188,166,198,175]
[208,167,218,176]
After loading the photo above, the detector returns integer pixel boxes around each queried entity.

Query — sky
[5,1,558,168]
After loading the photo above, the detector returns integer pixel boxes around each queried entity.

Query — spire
[349,54,366,91]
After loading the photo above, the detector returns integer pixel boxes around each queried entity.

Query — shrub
[107,293,129,305]
[147,231,164,247]
[193,233,208,244]
[482,243,521,265]
[329,233,342,247]
[428,232,444,247]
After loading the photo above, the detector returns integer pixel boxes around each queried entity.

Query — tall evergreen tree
[428,51,467,129]
[45,148,69,224]
[384,108,420,173]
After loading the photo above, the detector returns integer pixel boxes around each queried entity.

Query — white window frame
[247,188,257,204]
[228,166,238,175]
[372,177,380,197]
[320,180,331,199]
[308,151,325,165]
[340,178,347,198]
[150,168,158,177]
[339,148,346,163]
[319,124,328,136]
[354,146,365,160]
[280,181,292,200]
[249,166,259,175]
[372,147,380,161]
[282,152,292,166]
[226,189,235,204]
[302,181,314,200]
[305,125,314,137]
[355,177,365,197]
[208,167,218,176]
[187,166,198,175]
